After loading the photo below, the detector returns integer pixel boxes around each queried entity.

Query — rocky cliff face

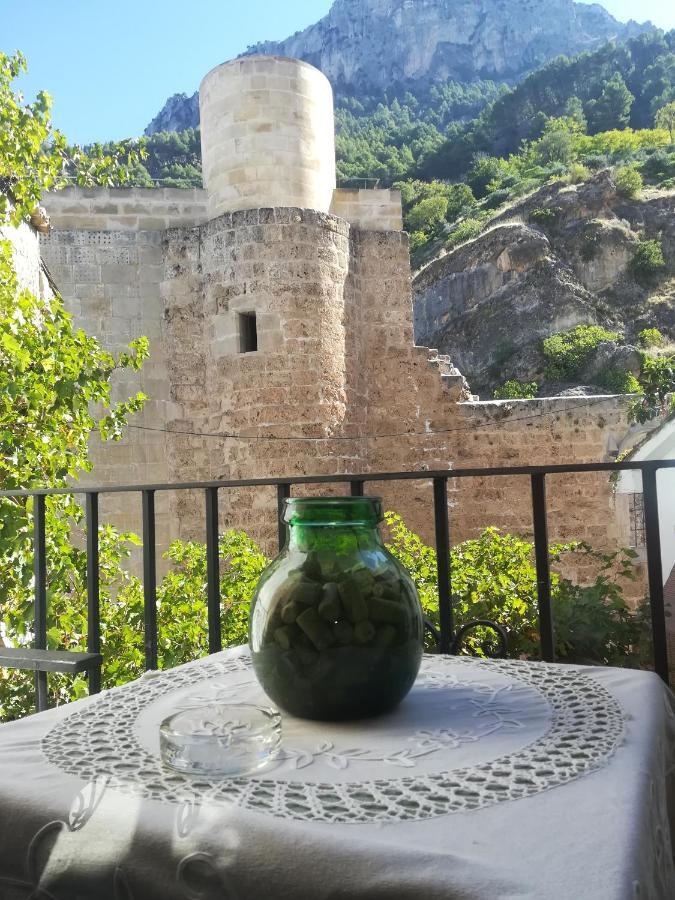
[144,92,200,136]
[145,0,648,133]
[413,173,675,397]
[246,0,645,92]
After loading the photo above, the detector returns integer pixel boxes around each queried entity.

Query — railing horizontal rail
[3,459,675,498]
[2,460,672,717]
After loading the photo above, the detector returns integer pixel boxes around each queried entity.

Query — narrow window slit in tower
[238,312,258,353]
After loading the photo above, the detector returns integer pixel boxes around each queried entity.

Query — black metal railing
[1,460,673,713]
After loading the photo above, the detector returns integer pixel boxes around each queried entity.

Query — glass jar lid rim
[283,496,383,525]
[284,496,382,505]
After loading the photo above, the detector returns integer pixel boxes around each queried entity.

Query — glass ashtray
[159,702,281,777]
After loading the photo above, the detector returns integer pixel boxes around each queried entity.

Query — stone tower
[162,55,419,543]
[200,56,336,217]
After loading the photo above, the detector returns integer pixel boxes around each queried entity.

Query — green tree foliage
[396,179,476,241]
[640,147,675,184]
[595,369,642,395]
[445,217,489,249]
[0,239,151,720]
[406,195,449,232]
[98,129,203,188]
[4,509,653,719]
[466,155,513,199]
[0,51,151,719]
[563,96,588,131]
[0,51,144,225]
[541,324,675,419]
[334,81,504,186]
[384,515,650,666]
[532,116,579,166]
[655,100,675,140]
[586,74,635,134]
[629,354,675,423]
[543,325,621,379]
[420,30,675,178]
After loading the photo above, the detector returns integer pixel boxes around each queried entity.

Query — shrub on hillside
[580,231,601,261]
[409,231,428,254]
[565,163,591,184]
[596,369,642,394]
[614,164,643,198]
[581,154,609,171]
[640,149,675,185]
[445,217,486,248]
[529,207,560,228]
[543,325,621,380]
[483,187,511,209]
[466,156,513,199]
[493,380,539,400]
[637,328,664,349]
[630,239,666,285]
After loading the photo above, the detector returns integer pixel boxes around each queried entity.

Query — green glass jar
[249,497,424,721]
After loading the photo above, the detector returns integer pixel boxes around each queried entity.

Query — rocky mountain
[412,173,675,398]
[246,0,646,92]
[145,0,649,134]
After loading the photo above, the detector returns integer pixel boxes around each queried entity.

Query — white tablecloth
[0,646,673,899]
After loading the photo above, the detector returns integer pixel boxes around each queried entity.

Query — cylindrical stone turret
[199,56,336,218]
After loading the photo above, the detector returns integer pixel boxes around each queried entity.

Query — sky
[2,0,675,145]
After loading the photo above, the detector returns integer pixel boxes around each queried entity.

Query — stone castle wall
[39,193,634,558]
[38,189,212,548]
[330,188,403,232]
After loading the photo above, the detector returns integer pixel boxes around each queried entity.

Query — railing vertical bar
[277,483,291,553]
[33,494,48,712]
[531,474,555,662]
[142,490,158,671]
[85,492,101,695]
[642,466,669,683]
[205,487,222,655]
[350,480,365,497]
[433,478,453,654]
